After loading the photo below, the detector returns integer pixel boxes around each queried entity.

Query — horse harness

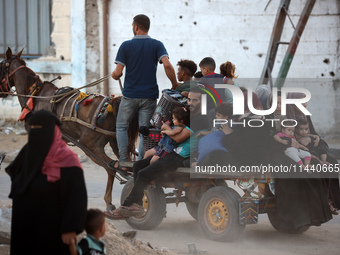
[1,56,116,137]
[50,86,75,113]
[0,56,41,120]
[0,56,26,94]
[18,81,43,121]
[58,92,117,137]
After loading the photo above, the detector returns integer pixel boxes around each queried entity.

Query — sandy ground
[1,127,340,255]
[0,128,178,255]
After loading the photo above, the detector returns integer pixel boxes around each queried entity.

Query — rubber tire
[186,200,199,220]
[198,186,245,242]
[212,179,228,187]
[120,179,166,230]
[267,212,310,234]
[185,179,228,221]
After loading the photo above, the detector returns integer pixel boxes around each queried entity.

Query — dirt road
[1,132,340,254]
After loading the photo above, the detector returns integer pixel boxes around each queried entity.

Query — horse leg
[109,137,119,159]
[105,173,116,211]
[78,136,117,210]
[84,151,116,210]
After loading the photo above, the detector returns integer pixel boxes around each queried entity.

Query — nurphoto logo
[200,86,312,116]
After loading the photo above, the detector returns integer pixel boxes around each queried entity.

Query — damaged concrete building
[0,0,339,134]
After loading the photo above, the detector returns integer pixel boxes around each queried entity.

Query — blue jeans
[116,96,157,162]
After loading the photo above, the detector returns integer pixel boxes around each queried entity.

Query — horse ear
[5,47,12,60]
[17,48,24,58]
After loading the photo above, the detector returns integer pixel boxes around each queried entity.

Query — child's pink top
[277,132,296,140]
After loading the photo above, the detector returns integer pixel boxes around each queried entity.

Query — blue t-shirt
[115,35,168,99]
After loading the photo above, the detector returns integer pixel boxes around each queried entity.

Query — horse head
[0,48,35,97]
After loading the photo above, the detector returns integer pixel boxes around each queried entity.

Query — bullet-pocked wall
[107,0,340,134]
[1,0,339,135]
[85,0,101,93]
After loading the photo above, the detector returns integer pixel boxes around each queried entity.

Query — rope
[0,74,112,99]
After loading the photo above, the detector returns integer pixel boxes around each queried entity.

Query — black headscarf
[6,110,61,197]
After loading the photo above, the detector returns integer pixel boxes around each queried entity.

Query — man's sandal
[119,203,145,217]
[104,210,129,220]
[109,160,131,179]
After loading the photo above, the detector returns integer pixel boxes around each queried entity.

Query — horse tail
[127,113,139,160]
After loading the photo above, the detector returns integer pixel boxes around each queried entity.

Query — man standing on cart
[111,14,178,172]
[104,88,206,219]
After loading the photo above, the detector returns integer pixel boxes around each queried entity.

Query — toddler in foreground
[70,209,106,255]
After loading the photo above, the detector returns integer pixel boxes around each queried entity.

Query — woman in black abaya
[286,92,340,214]
[6,110,87,255]
[266,92,332,229]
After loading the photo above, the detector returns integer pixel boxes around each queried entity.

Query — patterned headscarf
[255,85,271,110]
[6,110,81,197]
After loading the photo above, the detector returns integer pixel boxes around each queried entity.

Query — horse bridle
[0,56,26,95]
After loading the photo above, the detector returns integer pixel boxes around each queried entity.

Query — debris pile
[0,206,179,255]
[101,222,179,255]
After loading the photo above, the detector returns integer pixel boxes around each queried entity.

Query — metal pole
[102,0,109,95]
[275,0,316,89]
[259,0,291,85]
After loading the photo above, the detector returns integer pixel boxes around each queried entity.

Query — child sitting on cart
[195,102,233,165]
[295,118,330,165]
[196,102,233,138]
[273,123,311,169]
[144,106,190,164]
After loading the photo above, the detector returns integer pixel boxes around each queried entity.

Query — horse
[0,47,139,210]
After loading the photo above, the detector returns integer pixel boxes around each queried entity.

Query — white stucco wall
[1,0,339,135]
[107,0,340,134]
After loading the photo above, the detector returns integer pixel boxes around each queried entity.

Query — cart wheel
[120,179,166,230]
[186,200,199,220]
[212,179,228,187]
[198,186,245,242]
[267,212,310,234]
[185,179,228,221]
